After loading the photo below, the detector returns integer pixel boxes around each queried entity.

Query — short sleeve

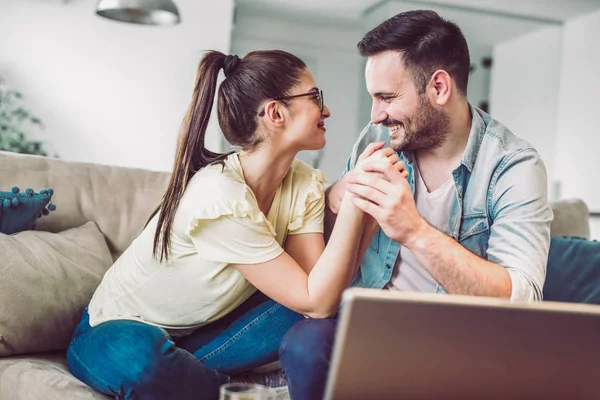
[188,199,284,265]
[288,169,327,235]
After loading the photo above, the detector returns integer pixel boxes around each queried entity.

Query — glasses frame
[258,89,324,117]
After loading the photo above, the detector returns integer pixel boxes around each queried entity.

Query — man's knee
[279,318,337,368]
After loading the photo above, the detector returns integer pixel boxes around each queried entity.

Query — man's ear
[427,69,452,106]
[263,100,285,127]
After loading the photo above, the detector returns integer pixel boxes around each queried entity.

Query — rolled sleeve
[486,149,553,302]
[506,268,538,301]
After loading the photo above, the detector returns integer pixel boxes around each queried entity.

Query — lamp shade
[96,0,181,26]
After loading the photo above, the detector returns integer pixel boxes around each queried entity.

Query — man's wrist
[403,220,436,251]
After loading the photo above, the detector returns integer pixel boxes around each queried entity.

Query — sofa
[0,150,593,399]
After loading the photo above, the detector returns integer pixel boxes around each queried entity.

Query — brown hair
[148,50,306,262]
[358,10,470,95]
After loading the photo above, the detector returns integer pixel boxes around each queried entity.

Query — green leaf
[0,78,53,157]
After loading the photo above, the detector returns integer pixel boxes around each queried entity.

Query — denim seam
[459,224,489,242]
[461,212,487,220]
[198,302,282,363]
[487,148,536,221]
[463,120,486,172]
[459,212,488,240]
[487,155,507,218]
[488,150,519,219]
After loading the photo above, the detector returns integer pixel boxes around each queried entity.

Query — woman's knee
[68,320,174,396]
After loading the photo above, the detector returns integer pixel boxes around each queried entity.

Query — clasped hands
[344,142,428,246]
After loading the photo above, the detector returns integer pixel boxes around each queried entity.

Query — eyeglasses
[258,89,324,116]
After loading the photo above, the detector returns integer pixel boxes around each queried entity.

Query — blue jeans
[279,318,338,400]
[67,292,304,400]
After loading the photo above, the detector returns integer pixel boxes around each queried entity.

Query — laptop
[324,288,600,400]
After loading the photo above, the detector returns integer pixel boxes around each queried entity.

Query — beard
[384,95,451,153]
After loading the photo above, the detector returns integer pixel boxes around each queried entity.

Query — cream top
[88,153,326,334]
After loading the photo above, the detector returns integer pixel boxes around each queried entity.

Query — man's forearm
[407,225,512,298]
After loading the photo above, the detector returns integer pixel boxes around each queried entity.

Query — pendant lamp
[96,0,181,26]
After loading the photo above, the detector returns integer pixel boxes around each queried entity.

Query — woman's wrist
[325,176,349,215]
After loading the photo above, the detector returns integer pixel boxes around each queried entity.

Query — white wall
[489,10,600,238]
[489,26,563,191]
[0,0,234,171]
[231,7,365,182]
[555,9,600,213]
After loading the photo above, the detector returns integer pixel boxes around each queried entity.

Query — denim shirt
[344,105,553,301]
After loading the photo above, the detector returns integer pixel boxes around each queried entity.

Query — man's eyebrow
[372,92,396,97]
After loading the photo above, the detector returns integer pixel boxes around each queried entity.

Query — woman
[67,50,404,400]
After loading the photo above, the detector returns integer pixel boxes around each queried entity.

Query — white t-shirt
[387,165,454,293]
[88,153,326,335]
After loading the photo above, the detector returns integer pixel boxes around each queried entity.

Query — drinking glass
[219,383,277,400]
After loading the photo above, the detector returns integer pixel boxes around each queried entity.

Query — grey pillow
[0,221,113,356]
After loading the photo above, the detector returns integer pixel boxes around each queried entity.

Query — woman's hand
[326,142,407,215]
[355,142,408,181]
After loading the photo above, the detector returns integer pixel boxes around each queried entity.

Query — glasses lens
[319,90,323,112]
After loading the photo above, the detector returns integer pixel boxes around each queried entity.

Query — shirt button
[386,264,391,269]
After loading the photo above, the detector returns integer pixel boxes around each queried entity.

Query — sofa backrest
[1,151,592,260]
[550,198,590,239]
[0,151,169,260]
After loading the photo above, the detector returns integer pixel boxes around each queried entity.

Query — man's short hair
[358,10,470,96]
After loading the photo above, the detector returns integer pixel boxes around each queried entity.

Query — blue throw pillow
[543,236,600,304]
[0,186,56,235]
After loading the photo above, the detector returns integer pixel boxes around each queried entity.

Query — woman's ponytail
[149,51,232,262]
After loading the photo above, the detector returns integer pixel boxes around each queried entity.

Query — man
[278,9,553,400]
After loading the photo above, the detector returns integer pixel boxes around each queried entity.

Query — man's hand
[326,142,407,214]
[346,160,427,247]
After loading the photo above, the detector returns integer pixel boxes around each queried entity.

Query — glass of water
[219,383,277,400]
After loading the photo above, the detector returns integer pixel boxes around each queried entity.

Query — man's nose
[322,104,331,119]
[370,101,387,124]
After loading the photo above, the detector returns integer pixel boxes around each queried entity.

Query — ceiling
[236,0,600,23]
[236,0,381,21]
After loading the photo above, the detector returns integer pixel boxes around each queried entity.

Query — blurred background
[1,0,600,236]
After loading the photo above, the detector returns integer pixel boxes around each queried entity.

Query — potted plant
[0,76,53,156]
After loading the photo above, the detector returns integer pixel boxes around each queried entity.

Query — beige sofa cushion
[0,222,112,357]
[0,353,110,399]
